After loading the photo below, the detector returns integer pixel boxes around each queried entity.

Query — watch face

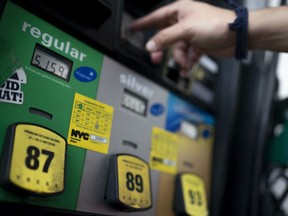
[1,123,67,195]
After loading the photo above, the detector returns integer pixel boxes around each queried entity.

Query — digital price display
[121,89,147,116]
[105,154,152,211]
[0,123,67,196]
[31,44,73,81]
[173,173,208,216]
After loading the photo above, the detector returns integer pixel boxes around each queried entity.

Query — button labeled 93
[173,173,208,216]
[0,123,67,196]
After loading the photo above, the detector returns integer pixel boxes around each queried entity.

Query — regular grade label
[9,124,66,194]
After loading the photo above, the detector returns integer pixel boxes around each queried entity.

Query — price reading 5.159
[31,44,72,81]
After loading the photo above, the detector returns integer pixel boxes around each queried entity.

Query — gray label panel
[76,56,169,216]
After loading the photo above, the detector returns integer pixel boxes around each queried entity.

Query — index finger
[130,1,180,30]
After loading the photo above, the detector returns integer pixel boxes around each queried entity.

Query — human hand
[131,0,236,76]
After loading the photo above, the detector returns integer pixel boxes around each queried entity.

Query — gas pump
[0,0,217,215]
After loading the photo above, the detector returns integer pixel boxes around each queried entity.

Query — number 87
[25,145,54,173]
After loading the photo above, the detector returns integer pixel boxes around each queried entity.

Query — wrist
[248,9,264,50]
[228,5,249,60]
[248,6,288,52]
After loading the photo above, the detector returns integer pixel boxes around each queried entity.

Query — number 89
[126,172,143,193]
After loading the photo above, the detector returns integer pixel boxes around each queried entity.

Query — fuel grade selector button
[0,123,67,196]
[173,173,208,216]
[105,154,152,211]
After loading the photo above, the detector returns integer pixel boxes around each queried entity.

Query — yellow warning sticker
[150,127,178,174]
[68,93,114,154]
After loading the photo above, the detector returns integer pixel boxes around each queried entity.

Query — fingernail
[146,40,157,51]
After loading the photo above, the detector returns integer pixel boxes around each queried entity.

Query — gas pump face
[0,0,112,210]
[0,1,216,216]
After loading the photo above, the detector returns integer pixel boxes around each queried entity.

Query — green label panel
[0,1,104,211]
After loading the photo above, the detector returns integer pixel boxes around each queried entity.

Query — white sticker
[0,67,26,104]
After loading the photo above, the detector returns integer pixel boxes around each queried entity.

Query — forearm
[248,5,288,52]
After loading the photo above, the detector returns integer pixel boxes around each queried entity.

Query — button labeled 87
[0,123,67,196]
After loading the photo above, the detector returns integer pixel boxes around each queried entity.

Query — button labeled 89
[105,154,152,211]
